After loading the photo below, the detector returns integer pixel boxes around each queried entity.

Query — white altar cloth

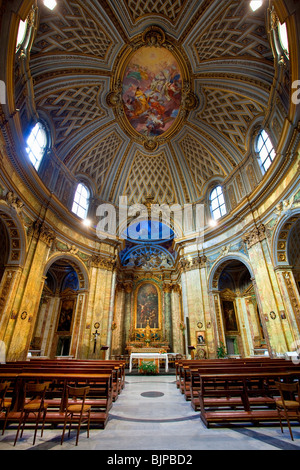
[129,353,169,373]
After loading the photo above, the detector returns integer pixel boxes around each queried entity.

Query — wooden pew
[4,359,126,401]
[176,358,299,403]
[0,359,126,430]
[0,371,113,429]
[198,370,300,428]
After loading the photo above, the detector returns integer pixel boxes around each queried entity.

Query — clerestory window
[72,183,90,220]
[210,185,227,221]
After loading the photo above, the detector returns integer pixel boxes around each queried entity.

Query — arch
[43,253,90,291]
[208,253,255,292]
[272,208,300,268]
[0,202,27,267]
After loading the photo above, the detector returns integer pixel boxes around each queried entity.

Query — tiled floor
[0,375,299,451]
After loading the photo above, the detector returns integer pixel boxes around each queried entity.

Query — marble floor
[0,374,299,452]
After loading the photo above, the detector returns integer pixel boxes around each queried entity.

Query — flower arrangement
[159,349,166,354]
[217,342,227,358]
[138,361,158,375]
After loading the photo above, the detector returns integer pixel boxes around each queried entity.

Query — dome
[5,0,294,224]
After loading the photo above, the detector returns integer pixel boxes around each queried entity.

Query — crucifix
[92,329,100,354]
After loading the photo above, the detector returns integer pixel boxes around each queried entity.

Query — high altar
[126,320,170,356]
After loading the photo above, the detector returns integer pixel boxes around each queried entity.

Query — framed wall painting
[221,299,239,333]
[196,331,205,345]
[57,299,74,332]
[135,282,161,330]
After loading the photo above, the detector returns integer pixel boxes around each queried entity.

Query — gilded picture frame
[196,331,205,345]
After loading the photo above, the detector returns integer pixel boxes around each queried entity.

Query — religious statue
[144,320,152,344]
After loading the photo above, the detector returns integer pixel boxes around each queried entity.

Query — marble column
[123,281,133,352]
[0,267,22,341]
[170,284,184,354]
[111,283,126,356]
[243,226,290,354]
[105,270,117,359]
[163,283,172,350]
[6,222,55,361]
[276,268,300,347]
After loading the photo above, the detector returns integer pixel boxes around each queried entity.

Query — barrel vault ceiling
[26,0,275,206]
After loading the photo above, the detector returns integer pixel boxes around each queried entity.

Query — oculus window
[210,186,227,221]
[72,183,90,220]
[256,130,276,172]
[26,122,47,170]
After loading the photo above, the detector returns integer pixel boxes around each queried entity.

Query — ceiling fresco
[21,0,276,206]
[122,45,182,138]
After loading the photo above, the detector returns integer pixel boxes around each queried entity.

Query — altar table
[129,353,169,373]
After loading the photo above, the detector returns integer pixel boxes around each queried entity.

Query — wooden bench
[198,371,300,428]
[176,359,299,404]
[0,371,112,429]
[0,359,126,430]
[3,359,125,402]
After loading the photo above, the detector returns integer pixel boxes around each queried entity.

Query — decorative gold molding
[28,220,56,247]
[242,224,266,249]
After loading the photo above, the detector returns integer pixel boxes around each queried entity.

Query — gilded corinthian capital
[242,224,266,249]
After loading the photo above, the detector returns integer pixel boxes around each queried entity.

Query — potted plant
[138,361,158,375]
[217,342,227,358]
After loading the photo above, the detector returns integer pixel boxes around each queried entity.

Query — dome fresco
[12,0,282,211]
[122,46,182,137]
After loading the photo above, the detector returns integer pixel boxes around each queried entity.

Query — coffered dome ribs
[184,0,274,69]
[105,0,205,39]
[196,88,265,154]
[177,132,227,199]
[29,0,123,73]
[122,150,179,206]
[71,130,124,197]
[34,82,108,150]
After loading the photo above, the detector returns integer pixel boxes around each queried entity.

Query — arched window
[210,185,227,221]
[26,122,47,170]
[72,183,90,219]
[256,130,276,172]
[16,19,27,50]
[278,22,289,58]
